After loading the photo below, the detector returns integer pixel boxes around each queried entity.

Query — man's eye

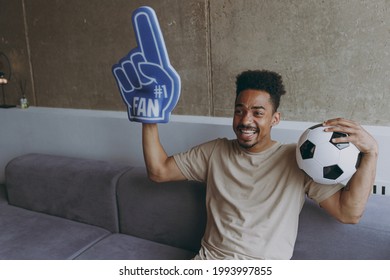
[254,111,264,116]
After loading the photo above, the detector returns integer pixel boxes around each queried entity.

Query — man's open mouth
[240,128,256,135]
[237,125,258,136]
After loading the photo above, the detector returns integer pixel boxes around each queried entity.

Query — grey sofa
[0,153,389,260]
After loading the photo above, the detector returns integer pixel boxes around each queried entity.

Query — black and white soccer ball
[296,124,361,185]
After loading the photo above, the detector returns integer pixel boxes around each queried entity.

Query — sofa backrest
[117,167,207,252]
[293,194,390,260]
[5,153,130,233]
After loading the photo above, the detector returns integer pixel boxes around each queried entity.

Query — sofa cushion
[76,233,196,260]
[5,153,131,232]
[117,167,207,252]
[292,194,390,260]
[0,204,110,260]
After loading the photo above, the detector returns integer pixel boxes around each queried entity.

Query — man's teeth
[240,128,256,134]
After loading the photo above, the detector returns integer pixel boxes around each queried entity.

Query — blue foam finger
[112,6,181,123]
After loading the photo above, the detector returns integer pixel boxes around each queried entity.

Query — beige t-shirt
[173,138,344,260]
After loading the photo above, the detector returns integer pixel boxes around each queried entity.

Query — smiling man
[233,70,283,153]
[141,70,378,259]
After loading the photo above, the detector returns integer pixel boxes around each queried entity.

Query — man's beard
[237,139,259,150]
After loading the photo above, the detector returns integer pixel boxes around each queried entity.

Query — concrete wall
[1,0,389,125]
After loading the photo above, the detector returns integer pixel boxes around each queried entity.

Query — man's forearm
[340,151,378,222]
[142,123,169,179]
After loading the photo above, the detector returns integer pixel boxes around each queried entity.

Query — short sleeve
[305,175,345,203]
[173,139,222,182]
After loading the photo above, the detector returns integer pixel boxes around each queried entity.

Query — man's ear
[271,112,281,127]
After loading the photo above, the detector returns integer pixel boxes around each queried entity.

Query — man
[142,70,378,259]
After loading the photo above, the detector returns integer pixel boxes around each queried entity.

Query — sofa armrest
[5,153,131,232]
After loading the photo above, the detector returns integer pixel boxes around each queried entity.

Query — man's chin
[237,140,258,150]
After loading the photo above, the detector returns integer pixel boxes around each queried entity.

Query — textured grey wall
[210,0,390,125]
[1,0,389,125]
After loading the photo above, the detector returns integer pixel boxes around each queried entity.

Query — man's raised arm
[142,123,186,182]
[319,118,378,224]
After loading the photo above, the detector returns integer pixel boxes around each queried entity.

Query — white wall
[1,107,389,187]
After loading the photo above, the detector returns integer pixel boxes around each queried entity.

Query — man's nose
[242,111,253,124]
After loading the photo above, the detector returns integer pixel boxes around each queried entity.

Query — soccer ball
[296,124,361,185]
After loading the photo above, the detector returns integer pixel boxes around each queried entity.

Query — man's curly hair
[235,70,286,112]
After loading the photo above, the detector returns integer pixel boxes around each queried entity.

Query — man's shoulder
[271,142,296,153]
[281,142,297,151]
[197,137,234,149]
[178,138,233,158]
[272,143,299,162]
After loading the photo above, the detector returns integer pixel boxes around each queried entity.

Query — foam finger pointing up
[132,6,168,67]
